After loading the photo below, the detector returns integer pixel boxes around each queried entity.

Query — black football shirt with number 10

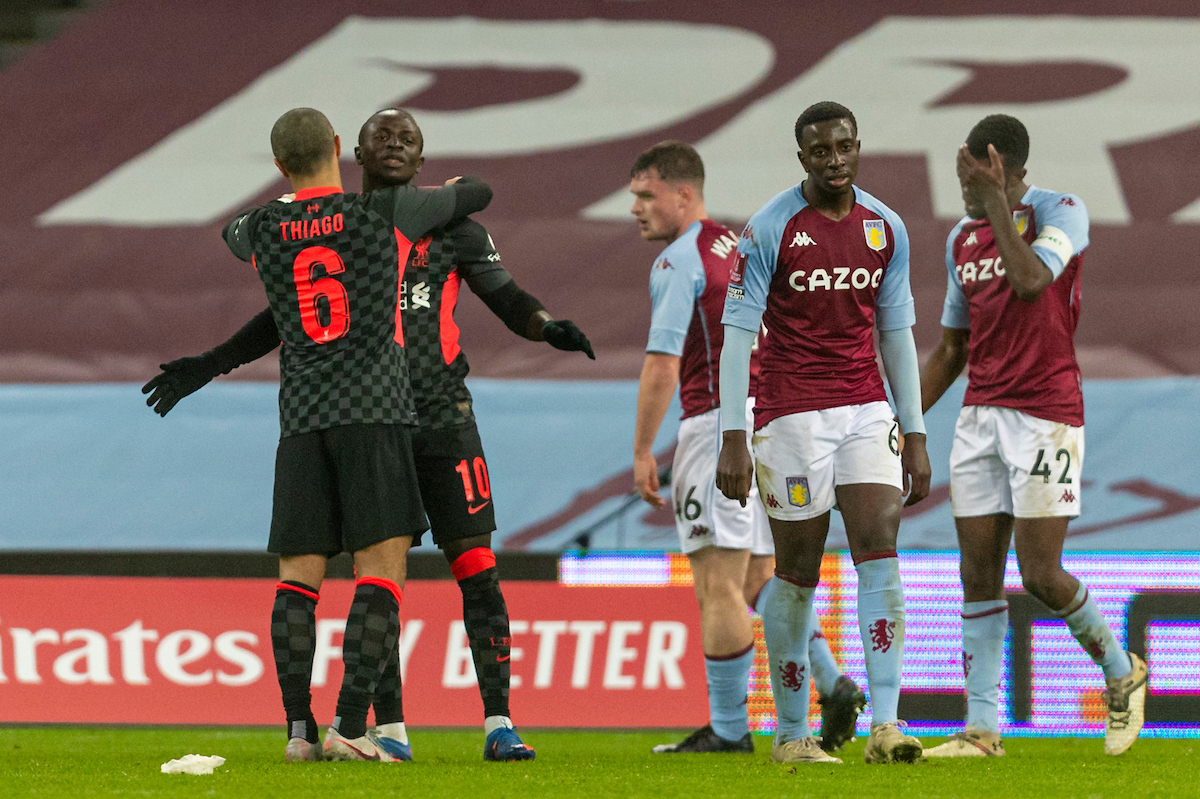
[223,184,462,437]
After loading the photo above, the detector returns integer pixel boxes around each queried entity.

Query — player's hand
[141,354,220,417]
[542,319,595,360]
[899,432,931,507]
[715,431,754,507]
[634,451,664,508]
[444,176,462,185]
[957,144,1007,209]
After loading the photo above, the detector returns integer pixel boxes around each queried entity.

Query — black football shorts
[268,423,428,557]
[409,422,497,547]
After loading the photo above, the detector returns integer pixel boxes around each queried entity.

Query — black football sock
[334,578,401,740]
[372,641,404,726]
[451,548,511,719]
[271,581,320,744]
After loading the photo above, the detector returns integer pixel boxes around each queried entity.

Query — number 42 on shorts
[1030,448,1073,484]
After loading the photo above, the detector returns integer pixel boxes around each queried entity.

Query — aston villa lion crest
[863,219,886,251]
[1013,208,1030,236]
[786,476,810,508]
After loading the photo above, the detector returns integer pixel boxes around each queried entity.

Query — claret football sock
[373,641,404,726]
[806,604,840,697]
[760,574,816,742]
[1056,582,1132,680]
[961,600,1009,733]
[855,554,905,726]
[452,548,513,720]
[272,581,320,744]
[333,578,401,741]
[706,643,755,742]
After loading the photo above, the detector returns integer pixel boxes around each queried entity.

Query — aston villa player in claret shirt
[627,141,864,757]
[218,107,493,763]
[144,108,591,762]
[715,102,931,766]
[920,115,1148,759]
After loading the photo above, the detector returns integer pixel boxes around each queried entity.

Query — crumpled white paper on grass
[160,754,226,775]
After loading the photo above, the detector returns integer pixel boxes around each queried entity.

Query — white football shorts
[750,401,902,522]
[949,405,1083,519]
[671,399,774,556]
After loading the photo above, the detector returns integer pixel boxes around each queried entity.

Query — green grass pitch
[1,727,1194,799]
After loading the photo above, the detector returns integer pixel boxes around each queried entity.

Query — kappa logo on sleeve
[786,476,810,508]
[653,258,673,270]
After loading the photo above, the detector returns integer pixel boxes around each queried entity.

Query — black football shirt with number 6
[222,184,460,436]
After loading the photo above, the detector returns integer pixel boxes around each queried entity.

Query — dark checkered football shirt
[401,218,507,430]
[225,185,457,436]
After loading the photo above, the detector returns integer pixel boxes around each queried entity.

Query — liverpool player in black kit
[215,108,493,762]
[144,109,592,761]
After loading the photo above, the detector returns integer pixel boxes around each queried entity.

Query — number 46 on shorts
[675,486,701,522]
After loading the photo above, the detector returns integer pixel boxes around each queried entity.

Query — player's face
[355,112,425,186]
[629,169,686,242]
[797,119,860,198]
[958,149,1025,220]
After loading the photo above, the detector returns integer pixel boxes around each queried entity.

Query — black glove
[542,319,595,360]
[141,353,221,417]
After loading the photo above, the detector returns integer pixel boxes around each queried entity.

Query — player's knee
[1019,567,1061,604]
[694,569,743,609]
[352,536,411,585]
[959,557,1004,600]
[961,572,1004,602]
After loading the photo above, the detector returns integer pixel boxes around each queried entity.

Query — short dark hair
[270,108,335,177]
[359,107,423,153]
[794,101,857,144]
[630,140,705,187]
[967,114,1029,169]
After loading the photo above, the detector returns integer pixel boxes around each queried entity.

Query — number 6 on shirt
[293,246,349,343]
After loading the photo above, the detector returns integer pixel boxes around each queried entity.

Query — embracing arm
[449,176,493,219]
[474,279,595,358]
[142,308,280,416]
[386,178,494,242]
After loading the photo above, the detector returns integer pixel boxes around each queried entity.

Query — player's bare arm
[957,144,1051,301]
[899,432,931,507]
[919,326,970,414]
[633,352,680,507]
